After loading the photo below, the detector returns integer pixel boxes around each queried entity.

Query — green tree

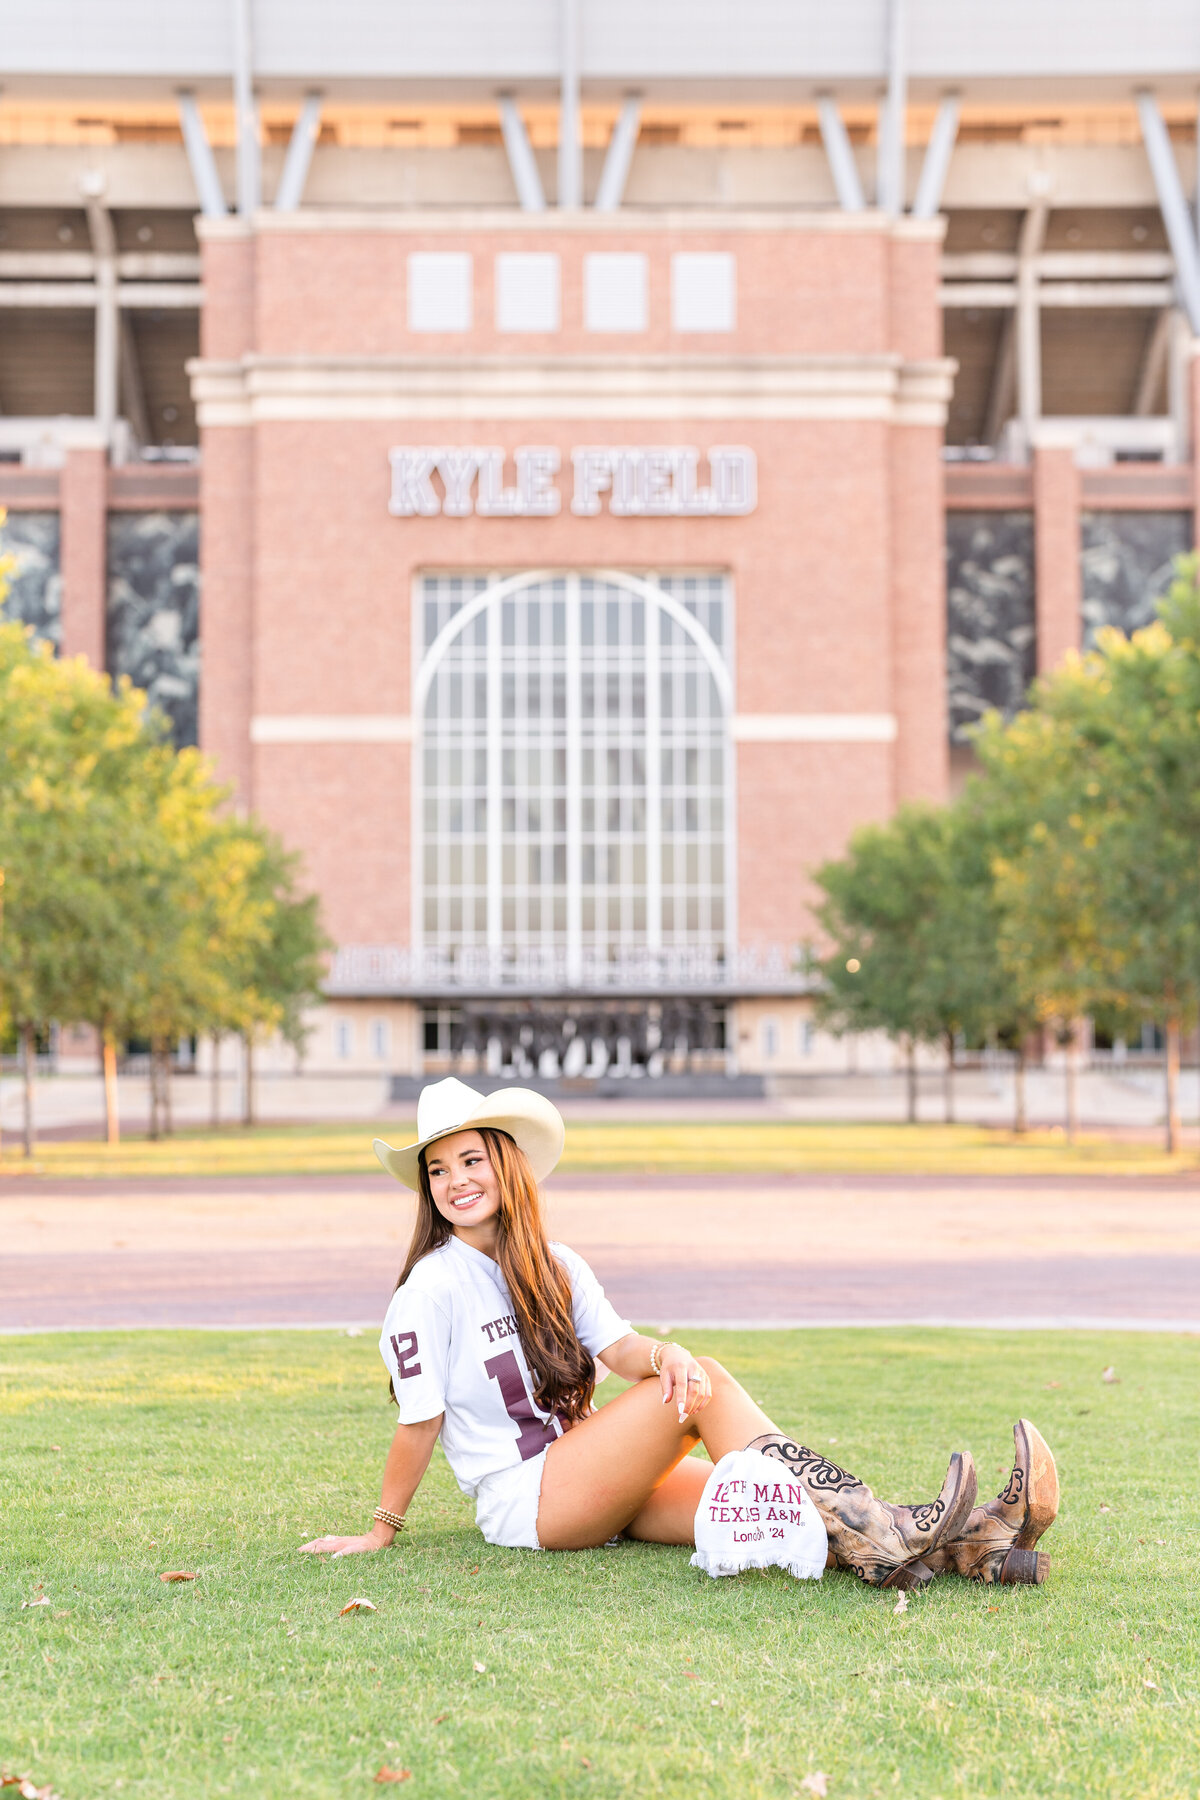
[815,805,967,1121]
[0,609,329,1150]
[0,619,157,1149]
[814,798,1041,1130]
[217,827,330,1126]
[975,557,1200,1152]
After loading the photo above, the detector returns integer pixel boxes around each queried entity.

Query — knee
[696,1356,734,1391]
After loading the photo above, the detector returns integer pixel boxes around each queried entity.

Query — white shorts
[472,1449,549,1550]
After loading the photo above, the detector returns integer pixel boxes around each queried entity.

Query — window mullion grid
[644,576,662,956]
[565,573,583,985]
[486,579,503,962]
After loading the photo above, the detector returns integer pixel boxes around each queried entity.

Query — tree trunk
[1164,1015,1181,1154]
[1013,1044,1027,1135]
[943,1032,955,1124]
[1064,1031,1078,1144]
[20,1021,35,1156]
[148,1038,162,1141]
[243,1031,256,1127]
[102,1031,120,1146]
[164,1042,174,1136]
[904,1037,918,1124]
[211,1034,221,1127]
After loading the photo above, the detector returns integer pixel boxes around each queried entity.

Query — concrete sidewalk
[4,1063,1200,1135]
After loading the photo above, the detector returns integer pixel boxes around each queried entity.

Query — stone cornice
[188,352,956,426]
[197,209,947,242]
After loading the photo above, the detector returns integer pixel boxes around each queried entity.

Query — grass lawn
[3,1329,1197,1799]
[4,1119,1198,1181]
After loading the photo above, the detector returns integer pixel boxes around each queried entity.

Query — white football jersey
[379,1234,632,1496]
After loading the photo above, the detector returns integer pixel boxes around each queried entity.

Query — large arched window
[414,570,733,983]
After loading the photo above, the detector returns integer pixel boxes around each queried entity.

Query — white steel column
[643,584,662,953]
[118,313,151,446]
[595,94,641,212]
[176,92,227,217]
[565,575,583,984]
[498,96,546,212]
[1016,195,1049,444]
[557,0,582,209]
[1137,91,1200,334]
[817,96,865,212]
[486,584,503,956]
[80,173,118,448]
[1167,308,1191,463]
[274,91,323,211]
[232,0,260,216]
[1133,307,1172,415]
[911,92,959,219]
[876,0,908,215]
[983,314,1016,446]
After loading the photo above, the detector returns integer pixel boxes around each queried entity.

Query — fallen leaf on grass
[800,1775,829,1798]
[339,1598,377,1616]
[1044,1382,1061,1390]
[892,1591,908,1616]
[1101,1366,1120,1384]
[1099,1505,1112,1514]
[373,1769,411,1784]
[158,1572,197,1583]
[581,1758,592,1769]
[431,1714,449,1726]
[472,1660,486,1673]
[20,1598,49,1610]
[1144,1679,1159,1691]
[1,1779,60,1799]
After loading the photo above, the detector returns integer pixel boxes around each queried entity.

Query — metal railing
[324,943,814,998]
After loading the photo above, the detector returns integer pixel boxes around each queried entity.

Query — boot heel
[1012,1421,1060,1551]
[1000,1547,1049,1585]
[882,1559,934,1591]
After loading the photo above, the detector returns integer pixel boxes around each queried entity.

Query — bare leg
[625,1456,714,1545]
[537,1357,774,1551]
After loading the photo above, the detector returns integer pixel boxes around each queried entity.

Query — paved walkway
[3,1170,1197,1332]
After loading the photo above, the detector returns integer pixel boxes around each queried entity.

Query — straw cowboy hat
[373,1077,566,1190]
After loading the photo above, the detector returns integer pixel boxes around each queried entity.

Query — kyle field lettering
[388,445,756,519]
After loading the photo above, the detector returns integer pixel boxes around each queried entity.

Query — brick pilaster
[59,443,108,669]
[889,422,949,803]
[1032,445,1081,673]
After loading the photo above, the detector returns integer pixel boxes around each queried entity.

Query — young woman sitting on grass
[300,1080,1058,1588]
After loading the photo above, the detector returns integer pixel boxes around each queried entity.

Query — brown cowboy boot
[923,1419,1059,1586]
[746,1434,977,1591]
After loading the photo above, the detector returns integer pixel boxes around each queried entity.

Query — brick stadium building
[3,2,1200,1090]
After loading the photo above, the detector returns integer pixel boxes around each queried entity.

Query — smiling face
[423,1128,502,1243]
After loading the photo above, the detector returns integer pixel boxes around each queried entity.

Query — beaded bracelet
[649,1340,674,1376]
[373,1505,407,1533]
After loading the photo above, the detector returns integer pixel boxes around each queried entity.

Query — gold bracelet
[373,1506,406,1533]
[649,1340,673,1377]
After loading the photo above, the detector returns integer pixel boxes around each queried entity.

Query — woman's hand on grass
[298,1527,391,1557]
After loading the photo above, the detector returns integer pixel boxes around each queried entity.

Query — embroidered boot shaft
[922,1419,1059,1586]
[745,1435,977,1590]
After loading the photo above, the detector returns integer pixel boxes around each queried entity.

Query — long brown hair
[391,1126,595,1422]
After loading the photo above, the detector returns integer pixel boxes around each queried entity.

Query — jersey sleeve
[554,1244,632,1358]
[379,1280,451,1425]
